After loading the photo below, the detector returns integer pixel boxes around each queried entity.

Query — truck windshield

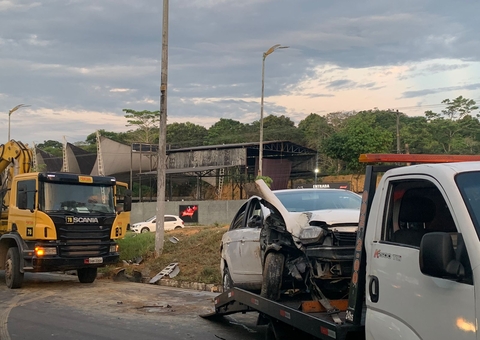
[41,182,115,214]
[456,171,480,238]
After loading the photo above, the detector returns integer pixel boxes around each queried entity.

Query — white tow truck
[203,153,480,340]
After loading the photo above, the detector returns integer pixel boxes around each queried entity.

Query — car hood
[254,180,359,248]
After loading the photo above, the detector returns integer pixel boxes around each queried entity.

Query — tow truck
[0,140,132,288]
[203,153,480,340]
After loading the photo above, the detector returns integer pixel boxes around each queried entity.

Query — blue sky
[1,0,479,145]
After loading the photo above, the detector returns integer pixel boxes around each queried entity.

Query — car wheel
[77,267,98,283]
[5,247,24,289]
[260,252,285,301]
[222,265,234,291]
[141,227,150,233]
[174,226,182,229]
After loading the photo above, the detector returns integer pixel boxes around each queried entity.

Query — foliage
[36,140,63,157]
[261,114,304,144]
[166,122,208,148]
[205,118,249,145]
[323,112,393,171]
[123,109,160,143]
[256,175,273,187]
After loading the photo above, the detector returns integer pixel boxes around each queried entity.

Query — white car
[220,182,362,300]
[131,215,184,233]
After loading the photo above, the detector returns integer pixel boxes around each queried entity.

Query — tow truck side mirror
[420,232,464,280]
[123,190,132,212]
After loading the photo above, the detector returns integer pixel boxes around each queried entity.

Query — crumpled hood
[254,180,359,248]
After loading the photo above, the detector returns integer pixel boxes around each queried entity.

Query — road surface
[0,272,266,340]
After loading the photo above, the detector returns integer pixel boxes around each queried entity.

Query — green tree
[323,112,393,172]
[36,140,63,157]
[206,118,249,145]
[167,122,208,148]
[123,109,160,143]
[261,115,303,144]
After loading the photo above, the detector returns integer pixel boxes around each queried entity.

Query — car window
[245,199,263,228]
[164,216,176,222]
[230,202,247,230]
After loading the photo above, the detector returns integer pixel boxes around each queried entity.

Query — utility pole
[396,110,400,154]
[155,0,168,257]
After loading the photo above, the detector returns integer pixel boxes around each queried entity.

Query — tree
[36,140,63,157]
[166,122,208,148]
[323,112,393,172]
[261,115,303,144]
[206,118,249,145]
[123,109,160,143]
[424,96,479,153]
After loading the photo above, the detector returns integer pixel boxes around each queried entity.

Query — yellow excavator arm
[0,140,33,175]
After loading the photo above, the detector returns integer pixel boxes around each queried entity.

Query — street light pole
[258,44,289,177]
[8,104,30,142]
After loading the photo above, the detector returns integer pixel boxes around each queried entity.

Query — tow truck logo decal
[65,216,99,224]
[374,249,402,261]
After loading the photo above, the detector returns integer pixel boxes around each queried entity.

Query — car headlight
[296,226,326,244]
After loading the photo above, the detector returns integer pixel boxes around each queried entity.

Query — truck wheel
[77,267,98,283]
[5,247,24,289]
[222,265,234,291]
[260,252,284,301]
[141,227,150,233]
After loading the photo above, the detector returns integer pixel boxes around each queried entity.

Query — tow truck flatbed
[201,288,365,340]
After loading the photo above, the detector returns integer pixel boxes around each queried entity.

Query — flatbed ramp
[201,288,365,340]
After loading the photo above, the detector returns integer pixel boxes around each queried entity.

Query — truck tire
[5,247,24,289]
[77,267,98,283]
[222,265,234,291]
[260,252,284,301]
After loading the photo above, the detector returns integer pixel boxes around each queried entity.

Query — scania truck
[0,140,131,288]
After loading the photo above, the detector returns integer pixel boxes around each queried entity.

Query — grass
[106,225,228,284]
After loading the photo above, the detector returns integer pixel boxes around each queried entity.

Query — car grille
[332,230,357,246]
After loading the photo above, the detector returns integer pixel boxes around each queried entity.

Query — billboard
[179,205,199,223]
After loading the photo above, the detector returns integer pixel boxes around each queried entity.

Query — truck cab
[364,162,478,340]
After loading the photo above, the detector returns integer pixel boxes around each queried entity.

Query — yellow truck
[0,140,131,288]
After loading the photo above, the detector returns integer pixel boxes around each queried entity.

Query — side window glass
[230,202,247,230]
[382,179,472,284]
[246,199,263,228]
[17,180,36,210]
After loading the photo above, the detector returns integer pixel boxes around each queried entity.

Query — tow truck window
[382,179,472,283]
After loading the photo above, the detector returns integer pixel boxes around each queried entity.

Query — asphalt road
[0,272,266,340]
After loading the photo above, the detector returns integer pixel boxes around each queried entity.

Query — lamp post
[314,168,319,187]
[8,104,30,141]
[258,44,289,177]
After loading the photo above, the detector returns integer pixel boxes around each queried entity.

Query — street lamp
[258,44,289,177]
[314,168,319,186]
[8,104,30,141]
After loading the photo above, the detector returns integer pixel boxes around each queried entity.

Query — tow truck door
[365,175,476,340]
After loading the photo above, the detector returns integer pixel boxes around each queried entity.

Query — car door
[164,216,175,230]
[365,177,476,340]
[223,198,264,287]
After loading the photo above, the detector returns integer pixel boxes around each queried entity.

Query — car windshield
[274,189,362,212]
[146,216,156,222]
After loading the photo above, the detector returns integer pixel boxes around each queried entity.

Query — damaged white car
[220,180,361,300]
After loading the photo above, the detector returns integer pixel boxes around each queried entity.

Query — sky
[1,0,479,146]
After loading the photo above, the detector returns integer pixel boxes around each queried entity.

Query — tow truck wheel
[222,265,234,291]
[77,267,98,283]
[5,247,24,289]
[260,252,284,301]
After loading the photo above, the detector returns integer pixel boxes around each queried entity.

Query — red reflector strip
[279,310,291,319]
[320,326,336,338]
[228,291,234,298]
[250,298,259,305]
[359,153,480,164]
